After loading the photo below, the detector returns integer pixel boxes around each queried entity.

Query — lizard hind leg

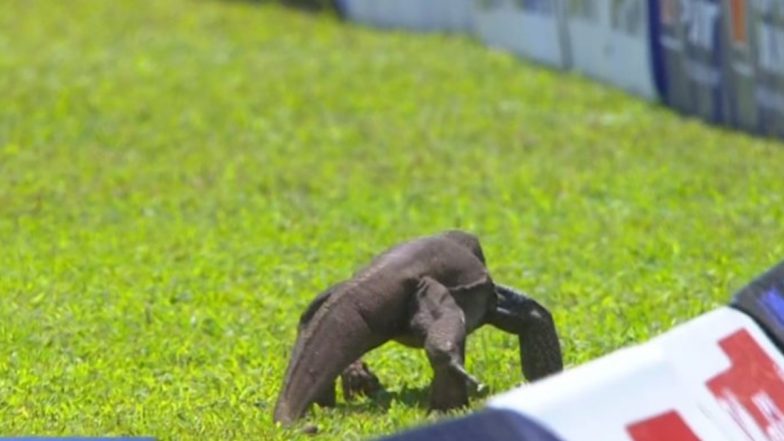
[410,276,481,412]
[488,284,563,381]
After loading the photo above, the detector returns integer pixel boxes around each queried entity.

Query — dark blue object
[649,0,667,99]
[333,0,348,17]
[759,287,784,329]
[377,409,563,441]
[731,260,784,351]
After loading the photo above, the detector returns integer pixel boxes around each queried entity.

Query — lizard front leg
[410,276,482,411]
[316,361,384,405]
[341,359,383,400]
[313,382,335,407]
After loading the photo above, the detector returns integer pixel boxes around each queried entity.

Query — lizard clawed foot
[341,360,383,401]
[449,360,486,394]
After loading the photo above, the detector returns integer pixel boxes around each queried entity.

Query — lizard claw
[449,360,484,393]
[341,360,383,400]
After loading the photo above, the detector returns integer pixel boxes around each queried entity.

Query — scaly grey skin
[273,230,563,426]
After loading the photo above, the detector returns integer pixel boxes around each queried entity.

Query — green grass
[2,0,784,439]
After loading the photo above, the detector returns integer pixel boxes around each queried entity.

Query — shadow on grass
[362,386,430,411]
[338,384,492,414]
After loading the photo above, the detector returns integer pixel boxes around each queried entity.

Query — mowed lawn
[2,0,784,439]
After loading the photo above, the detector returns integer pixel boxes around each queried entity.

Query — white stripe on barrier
[566,0,656,99]
[339,0,473,32]
[489,307,784,441]
[473,0,568,68]
[374,0,427,30]
[430,0,474,32]
[339,0,377,24]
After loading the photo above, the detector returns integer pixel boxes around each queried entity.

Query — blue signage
[749,1,784,137]
[720,0,759,131]
[650,0,728,123]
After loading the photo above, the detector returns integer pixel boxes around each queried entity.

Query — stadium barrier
[335,0,474,32]
[649,0,728,123]
[427,0,474,32]
[335,0,376,25]
[649,0,784,137]
[566,0,656,99]
[720,0,759,132]
[336,0,784,141]
[735,0,784,138]
[380,260,784,440]
[472,0,570,68]
[652,0,784,135]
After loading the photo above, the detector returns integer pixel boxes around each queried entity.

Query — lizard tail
[495,284,563,381]
[273,296,385,426]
